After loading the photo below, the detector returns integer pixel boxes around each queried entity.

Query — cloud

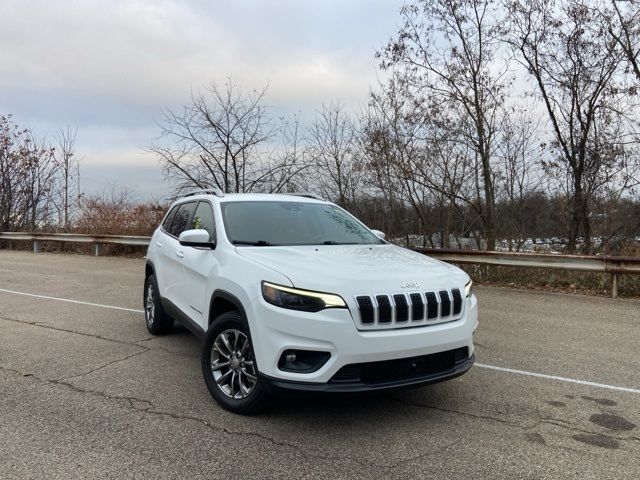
[0,0,403,197]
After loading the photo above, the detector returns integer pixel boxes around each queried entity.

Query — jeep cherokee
[144,189,477,414]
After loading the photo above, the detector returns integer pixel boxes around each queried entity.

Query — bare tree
[506,0,638,253]
[53,126,79,231]
[0,115,56,231]
[0,115,23,231]
[378,0,509,250]
[495,107,543,250]
[363,80,424,240]
[603,0,640,82]
[22,134,57,230]
[365,74,493,248]
[308,102,363,206]
[150,79,305,194]
[258,115,311,193]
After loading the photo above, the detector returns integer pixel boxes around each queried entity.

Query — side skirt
[160,297,206,341]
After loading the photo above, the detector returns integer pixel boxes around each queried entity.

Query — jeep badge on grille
[400,282,420,289]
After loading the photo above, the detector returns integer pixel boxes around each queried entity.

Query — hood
[235,243,468,295]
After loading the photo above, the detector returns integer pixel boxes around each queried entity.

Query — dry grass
[0,195,166,257]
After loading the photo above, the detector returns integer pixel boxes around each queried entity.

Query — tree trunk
[580,192,592,254]
[480,151,496,251]
[567,175,590,254]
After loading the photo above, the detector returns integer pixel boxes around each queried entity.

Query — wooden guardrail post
[94,243,103,256]
[611,273,618,299]
[33,240,40,253]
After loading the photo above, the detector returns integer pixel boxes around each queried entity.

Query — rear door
[161,201,197,310]
[179,200,218,330]
[151,205,178,296]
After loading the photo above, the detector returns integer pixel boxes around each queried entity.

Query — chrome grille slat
[354,288,464,330]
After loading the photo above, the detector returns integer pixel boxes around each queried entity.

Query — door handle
[176,251,184,258]
[156,241,163,247]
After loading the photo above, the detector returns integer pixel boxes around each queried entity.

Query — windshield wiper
[232,240,273,246]
[321,241,359,245]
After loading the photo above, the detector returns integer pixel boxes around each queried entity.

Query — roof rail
[182,188,224,198]
[282,192,324,200]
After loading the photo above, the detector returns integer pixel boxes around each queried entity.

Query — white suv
[144,190,477,414]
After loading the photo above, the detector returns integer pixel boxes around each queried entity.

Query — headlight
[261,281,347,312]
[465,279,473,298]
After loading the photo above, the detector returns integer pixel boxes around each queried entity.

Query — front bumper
[247,294,478,384]
[262,352,475,395]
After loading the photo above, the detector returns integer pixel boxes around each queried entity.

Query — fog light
[278,349,330,373]
[285,353,297,363]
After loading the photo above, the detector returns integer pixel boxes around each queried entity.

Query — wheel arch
[145,260,155,278]
[209,290,249,330]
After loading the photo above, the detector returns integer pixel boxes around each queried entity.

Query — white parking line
[476,363,640,394]
[1,286,638,395]
[0,288,144,313]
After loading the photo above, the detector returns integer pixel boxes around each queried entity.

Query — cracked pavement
[0,250,639,479]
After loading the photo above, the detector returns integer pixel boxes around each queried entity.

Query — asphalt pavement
[0,250,638,479]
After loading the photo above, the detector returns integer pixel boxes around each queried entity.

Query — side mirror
[371,229,386,240]
[179,229,215,249]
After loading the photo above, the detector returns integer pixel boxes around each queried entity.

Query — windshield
[220,201,382,246]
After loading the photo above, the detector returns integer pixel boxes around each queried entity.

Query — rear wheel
[201,311,268,414]
[144,274,174,334]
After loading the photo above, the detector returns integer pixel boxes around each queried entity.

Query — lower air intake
[330,347,468,385]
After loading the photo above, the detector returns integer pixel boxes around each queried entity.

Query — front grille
[425,292,438,319]
[439,290,451,317]
[393,294,409,323]
[355,288,464,330]
[356,296,374,324]
[452,289,463,315]
[330,347,468,385]
[409,293,424,321]
[376,295,392,323]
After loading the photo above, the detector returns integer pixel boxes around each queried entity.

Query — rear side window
[191,201,216,242]
[167,202,197,237]
[161,206,178,232]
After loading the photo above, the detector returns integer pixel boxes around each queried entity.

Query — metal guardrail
[1,232,639,298]
[415,248,640,298]
[0,232,150,256]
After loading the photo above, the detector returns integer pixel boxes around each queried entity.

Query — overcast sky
[0,0,405,199]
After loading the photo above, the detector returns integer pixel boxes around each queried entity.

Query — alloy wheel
[211,329,257,399]
[145,283,155,326]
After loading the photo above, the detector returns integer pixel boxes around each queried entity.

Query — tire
[144,274,174,335]
[201,311,268,414]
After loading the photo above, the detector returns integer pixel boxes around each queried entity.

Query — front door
[178,200,218,330]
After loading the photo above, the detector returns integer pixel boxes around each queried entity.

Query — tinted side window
[191,201,216,241]
[161,206,178,232]
[168,202,197,237]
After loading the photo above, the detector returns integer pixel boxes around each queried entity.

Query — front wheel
[201,311,268,414]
